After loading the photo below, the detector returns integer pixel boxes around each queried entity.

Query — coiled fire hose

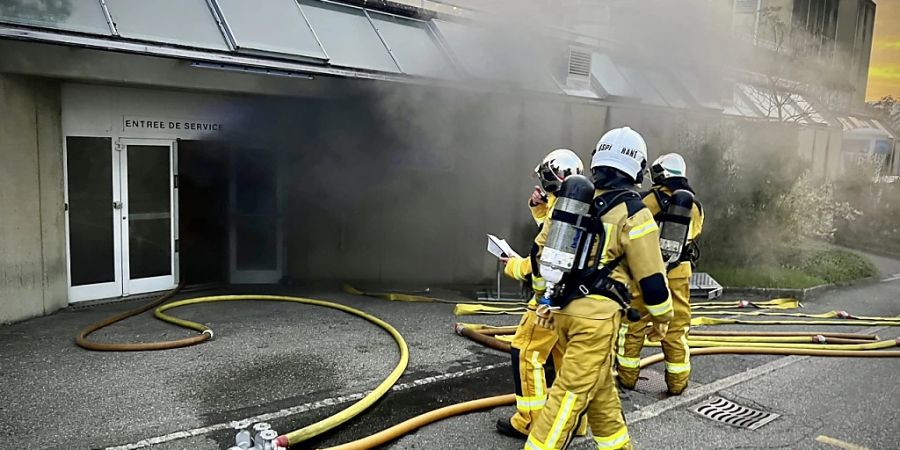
[75,289,410,448]
[75,284,210,351]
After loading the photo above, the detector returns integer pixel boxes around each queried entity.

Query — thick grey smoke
[210,1,880,288]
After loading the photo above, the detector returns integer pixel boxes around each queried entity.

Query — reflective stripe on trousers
[594,426,630,449]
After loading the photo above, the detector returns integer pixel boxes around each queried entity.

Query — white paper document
[486,234,522,259]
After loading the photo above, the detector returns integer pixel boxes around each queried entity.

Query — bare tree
[870,96,900,133]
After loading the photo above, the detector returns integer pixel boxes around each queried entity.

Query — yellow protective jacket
[641,186,704,279]
[504,195,557,283]
[533,189,672,320]
[529,195,552,225]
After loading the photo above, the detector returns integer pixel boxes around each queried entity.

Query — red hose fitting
[836,310,852,319]
[275,435,289,448]
[737,300,750,308]
[453,323,465,335]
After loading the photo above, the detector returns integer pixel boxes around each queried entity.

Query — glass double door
[66,137,178,302]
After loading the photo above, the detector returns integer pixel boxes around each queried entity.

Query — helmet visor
[538,166,562,192]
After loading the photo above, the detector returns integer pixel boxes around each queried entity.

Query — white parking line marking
[880,273,900,283]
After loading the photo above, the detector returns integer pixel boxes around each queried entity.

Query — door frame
[118,138,179,296]
[228,147,284,284]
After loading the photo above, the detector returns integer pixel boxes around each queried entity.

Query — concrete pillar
[0,74,66,323]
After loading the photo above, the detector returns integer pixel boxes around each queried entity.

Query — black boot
[496,418,528,440]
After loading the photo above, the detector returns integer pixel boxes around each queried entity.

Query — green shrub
[702,264,825,288]
[702,246,876,288]
[780,248,878,284]
[835,178,900,257]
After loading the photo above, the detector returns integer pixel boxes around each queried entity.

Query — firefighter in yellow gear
[496,149,586,439]
[616,153,704,395]
[525,127,672,450]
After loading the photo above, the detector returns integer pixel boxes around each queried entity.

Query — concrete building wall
[282,91,565,286]
[0,74,66,323]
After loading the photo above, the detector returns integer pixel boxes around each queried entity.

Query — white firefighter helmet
[650,153,688,185]
[591,127,647,182]
[534,149,584,193]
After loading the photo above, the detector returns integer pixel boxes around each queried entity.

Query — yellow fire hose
[343,285,525,306]
[452,323,882,341]
[473,333,885,347]
[691,298,800,310]
[75,284,212,351]
[691,310,900,321]
[76,291,410,448]
[452,297,801,316]
[153,295,409,448]
[650,338,900,350]
[691,316,900,326]
[347,286,802,312]
[324,335,900,450]
[684,330,879,340]
[668,336,872,344]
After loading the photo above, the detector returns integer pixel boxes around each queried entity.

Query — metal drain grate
[692,397,780,430]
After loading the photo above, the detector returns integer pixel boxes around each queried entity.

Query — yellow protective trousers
[617,276,691,394]
[525,301,630,450]
[509,308,562,434]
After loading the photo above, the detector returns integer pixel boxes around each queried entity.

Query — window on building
[790,0,838,57]
[0,0,111,35]
[367,12,455,78]
[859,2,876,84]
[590,53,638,98]
[617,65,667,107]
[105,0,228,50]
[297,0,399,73]
[214,0,326,59]
[645,71,691,108]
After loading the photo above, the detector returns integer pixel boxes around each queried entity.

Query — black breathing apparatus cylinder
[538,175,597,289]
[658,189,694,269]
[538,175,641,321]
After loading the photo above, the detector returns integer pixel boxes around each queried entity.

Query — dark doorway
[178,140,229,285]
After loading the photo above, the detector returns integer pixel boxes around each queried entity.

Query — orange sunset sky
[868,0,900,100]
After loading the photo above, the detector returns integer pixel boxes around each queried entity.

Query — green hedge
[703,265,825,289]
[701,247,877,288]
[780,248,878,284]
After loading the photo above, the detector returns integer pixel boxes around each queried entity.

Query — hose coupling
[202,329,215,340]
[453,323,465,335]
[812,335,827,344]
[836,310,852,319]
[737,300,750,308]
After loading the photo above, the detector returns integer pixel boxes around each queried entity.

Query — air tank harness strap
[560,255,628,310]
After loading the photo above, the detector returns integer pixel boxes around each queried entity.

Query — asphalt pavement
[1,251,898,450]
